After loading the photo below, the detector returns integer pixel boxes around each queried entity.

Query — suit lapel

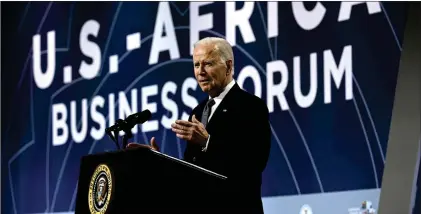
[205,84,240,131]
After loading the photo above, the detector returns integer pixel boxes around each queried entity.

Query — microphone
[126,110,152,128]
[106,110,152,133]
[105,110,152,150]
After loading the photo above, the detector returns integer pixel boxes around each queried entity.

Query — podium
[74,146,229,214]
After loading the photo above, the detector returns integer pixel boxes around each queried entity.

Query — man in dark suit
[130,37,271,213]
[172,37,271,213]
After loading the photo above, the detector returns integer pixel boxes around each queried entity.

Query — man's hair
[194,37,234,73]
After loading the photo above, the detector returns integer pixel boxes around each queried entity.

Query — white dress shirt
[202,79,236,151]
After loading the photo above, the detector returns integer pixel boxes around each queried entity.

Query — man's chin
[200,86,211,93]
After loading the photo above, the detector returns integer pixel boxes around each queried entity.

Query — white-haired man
[130,37,271,213]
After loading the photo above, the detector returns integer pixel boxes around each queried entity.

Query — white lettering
[70,99,88,143]
[267,60,289,112]
[292,2,326,30]
[52,103,68,146]
[338,2,382,22]
[149,2,180,65]
[108,93,115,128]
[90,95,106,140]
[267,2,278,38]
[142,85,159,132]
[293,53,318,108]
[181,77,199,121]
[323,45,353,104]
[190,2,214,55]
[79,20,101,79]
[237,65,262,98]
[118,89,138,134]
[161,81,178,129]
[226,2,256,46]
[33,31,56,89]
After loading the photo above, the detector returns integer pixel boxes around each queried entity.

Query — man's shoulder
[234,86,268,111]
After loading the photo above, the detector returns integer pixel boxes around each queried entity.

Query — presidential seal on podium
[88,164,113,214]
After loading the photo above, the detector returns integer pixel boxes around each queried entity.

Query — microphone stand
[106,109,152,150]
[106,129,120,150]
[122,128,133,149]
[106,119,135,150]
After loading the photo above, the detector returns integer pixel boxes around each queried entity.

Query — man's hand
[171,115,209,146]
[127,137,160,151]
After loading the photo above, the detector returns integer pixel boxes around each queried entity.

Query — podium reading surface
[75,147,228,214]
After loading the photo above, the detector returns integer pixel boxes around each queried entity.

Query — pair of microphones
[105,110,151,149]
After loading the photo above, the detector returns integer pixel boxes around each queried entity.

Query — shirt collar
[209,79,236,102]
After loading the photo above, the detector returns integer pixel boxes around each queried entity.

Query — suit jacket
[183,83,271,213]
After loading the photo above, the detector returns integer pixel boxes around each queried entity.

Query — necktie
[201,98,215,127]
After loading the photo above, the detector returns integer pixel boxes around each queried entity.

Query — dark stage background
[1,2,409,214]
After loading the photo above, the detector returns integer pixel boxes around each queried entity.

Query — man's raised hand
[171,115,209,147]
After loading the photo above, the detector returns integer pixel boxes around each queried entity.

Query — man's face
[193,43,231,96]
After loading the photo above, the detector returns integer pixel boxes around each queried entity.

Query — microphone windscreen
[136,110,151,123]
[127,110,152,125]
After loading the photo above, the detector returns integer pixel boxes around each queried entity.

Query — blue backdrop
[1,2,408,214]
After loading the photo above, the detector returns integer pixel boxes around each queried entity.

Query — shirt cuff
[202,135,211,152]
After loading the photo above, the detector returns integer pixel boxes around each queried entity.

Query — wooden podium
[74,146,229,214]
